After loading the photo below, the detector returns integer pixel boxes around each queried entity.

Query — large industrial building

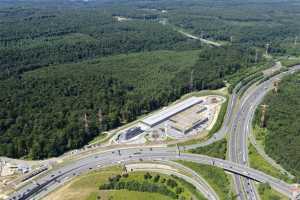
[113,95,225,143]
[141,97,203,128]
[169,104,208,134]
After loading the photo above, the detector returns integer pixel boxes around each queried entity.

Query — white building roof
[141,97,203,127]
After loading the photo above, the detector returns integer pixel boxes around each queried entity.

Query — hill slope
[0,50,199,159]
[254,72,300,180]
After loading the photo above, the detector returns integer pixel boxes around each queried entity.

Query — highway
[228,64,300,200]
[8,148,295,200]
[7,65,300,200]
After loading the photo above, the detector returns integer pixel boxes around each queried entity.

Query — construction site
[113,95,226,144]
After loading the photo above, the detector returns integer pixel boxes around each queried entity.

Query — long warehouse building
[141,97,203,127]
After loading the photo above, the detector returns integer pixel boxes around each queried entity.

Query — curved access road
[125,160,219,200]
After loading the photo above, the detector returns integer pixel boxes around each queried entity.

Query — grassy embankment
[177,160,233,200]
[280,57,300,67]
[252,72,300,182]
[248,143,292,183]
[257,183,288,200]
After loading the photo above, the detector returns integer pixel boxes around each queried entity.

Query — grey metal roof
[141,96,203,127]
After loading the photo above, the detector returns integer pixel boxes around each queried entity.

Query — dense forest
[0,45,260,159]
[253,72,300,181]
[1,0,300,80]
[0,7,201,79]
[165,0,300,50]
[0,0,300,159]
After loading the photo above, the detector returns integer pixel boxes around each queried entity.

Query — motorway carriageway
[9,147,294,200]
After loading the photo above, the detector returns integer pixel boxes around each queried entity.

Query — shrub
[99,180,177,198]
[144,172,152,180]
[176,187,184,194]
[166,179,178,188]
[154,174,160,182]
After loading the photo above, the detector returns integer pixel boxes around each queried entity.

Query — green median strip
[176,160,234,200]
[248,144,293,183]
[189,138,227,159]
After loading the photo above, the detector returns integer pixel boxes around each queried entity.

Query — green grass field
[45,165,206,200]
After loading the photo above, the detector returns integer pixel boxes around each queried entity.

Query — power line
[265,43,270,56]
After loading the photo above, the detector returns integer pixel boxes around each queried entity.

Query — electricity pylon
[260,104,269,127]
[255,49,258,63]
[189,70,194,92]
[83,113,89,133]
[273,80,280,94]
[265,43,270,56]
[97,108,103,129]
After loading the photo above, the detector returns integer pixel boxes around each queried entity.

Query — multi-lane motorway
[228,64,300,200]
[8,148,295,200]
[8,65,300,200]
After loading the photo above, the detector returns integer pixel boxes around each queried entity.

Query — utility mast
[265,43,270,56]
[6,67,10,77]
[291,184,300,200]
[260,104,269,127]
[200,31,204,39]
[83,113,89,133]
[273,80,280,94]
[189,70,194,92]
[164,122,168,134]
[122,163,127,174]
[255,49,258,63]
[97,108,103,130]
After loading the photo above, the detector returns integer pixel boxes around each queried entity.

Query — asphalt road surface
[8,148,295,200]
[228,64,300,200]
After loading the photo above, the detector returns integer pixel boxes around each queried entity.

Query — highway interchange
[8,65,300,200]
